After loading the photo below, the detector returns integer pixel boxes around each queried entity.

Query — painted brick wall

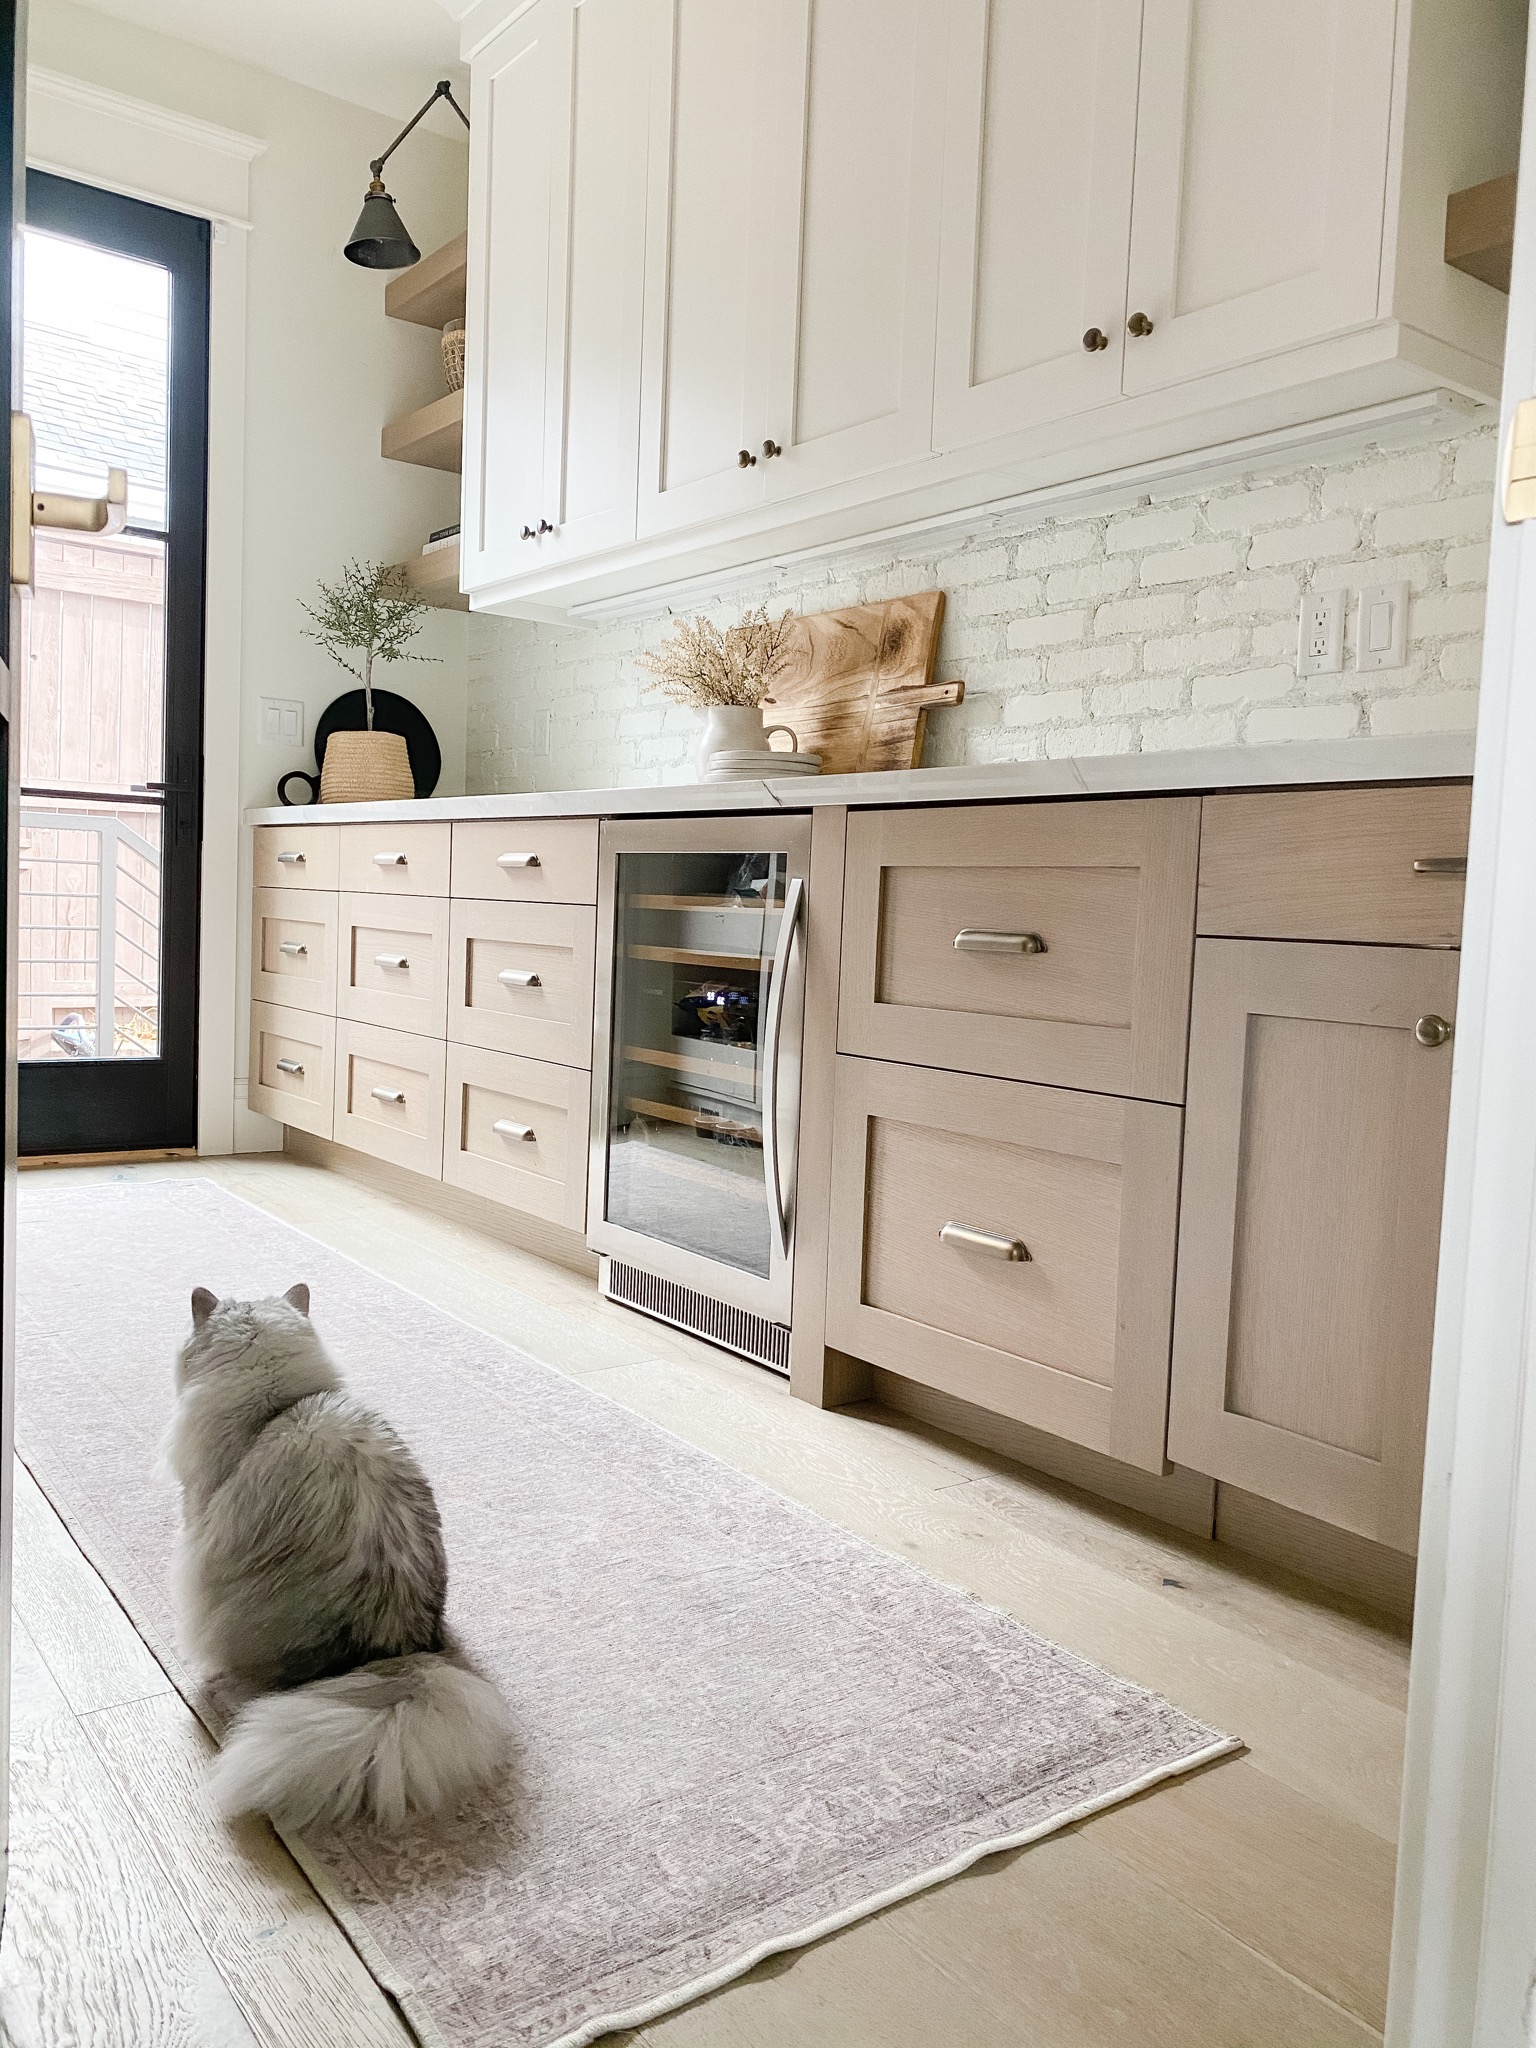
[465,421,1497,793]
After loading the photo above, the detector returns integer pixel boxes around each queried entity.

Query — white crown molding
[27,68,267,163]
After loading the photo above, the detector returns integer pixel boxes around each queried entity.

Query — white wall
[27,0,470,1151]
[466,418,1498,792]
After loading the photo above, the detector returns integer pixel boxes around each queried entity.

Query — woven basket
[442,321,466,393]
[320,729,414,804]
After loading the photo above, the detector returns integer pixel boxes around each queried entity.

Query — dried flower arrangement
[635,605,794,709]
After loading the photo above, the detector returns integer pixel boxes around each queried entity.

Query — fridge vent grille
[603,1261,791,1377]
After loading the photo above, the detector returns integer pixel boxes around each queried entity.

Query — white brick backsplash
[466,421,1495,792]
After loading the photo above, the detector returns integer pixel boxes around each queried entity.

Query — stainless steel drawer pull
[277,941,308,957]
[492,1119,537,1143]
[497,852,542,869]
[372,851,408,867]
[370,1085,407,1104]
[1415,1014,1453,1048]
[274,1058,306,1076]
[275,850,306,865]
[498,968,541,989]
[953,929,1046,955]
[374,952,410,970]
[1413,857,1468,875]
[940,1221,1030,1262]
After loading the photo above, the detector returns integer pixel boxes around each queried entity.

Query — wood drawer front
[247,1002,335,1139]
[251,889,339,1015]
[253,825,339,891]
[1167,939,1458,1552]
[839,799,1199,1102]
[448,900,596,1068]
[443,1042,590,1230]
[451,817,599,902]
[338,894,450,1037]
[336,821,451,896]
[1198,784,1472,945]
[826,1057,1182,1473]
[333,1021,445,1179]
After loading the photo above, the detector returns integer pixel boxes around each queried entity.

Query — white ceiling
[76,0,470,122]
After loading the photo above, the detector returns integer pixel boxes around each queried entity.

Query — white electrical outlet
[1355,583,1409,673]
[1297,590,1345,676]
[260,696,305,747]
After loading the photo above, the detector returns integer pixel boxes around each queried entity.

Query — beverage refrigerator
[587,816,812,1372]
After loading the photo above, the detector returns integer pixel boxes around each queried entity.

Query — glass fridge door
[602,846,798,1288]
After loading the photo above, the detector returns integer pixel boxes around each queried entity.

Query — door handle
[761,876,805,1261]
[10,414,127,587]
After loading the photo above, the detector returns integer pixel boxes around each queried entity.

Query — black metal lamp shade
[344,179,421,269]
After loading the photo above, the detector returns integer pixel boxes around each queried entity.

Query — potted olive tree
[301,560,435,803]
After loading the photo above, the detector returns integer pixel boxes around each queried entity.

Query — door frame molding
[23,67,262,1155]
[1388,21,1536,2047]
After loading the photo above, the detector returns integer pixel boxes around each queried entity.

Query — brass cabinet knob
[762,439,783,458]
[1415,1014,1453,1047]
[1082,327,1109,352]
[1127,311,1155,337]
[737,448,757,468]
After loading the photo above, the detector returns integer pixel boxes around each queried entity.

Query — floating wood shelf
[384,233,468,329]
[382,388,463,473]
[398,542,468,612]
[1445,172,1516,293]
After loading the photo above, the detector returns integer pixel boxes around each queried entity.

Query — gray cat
[167,1282,509,1831]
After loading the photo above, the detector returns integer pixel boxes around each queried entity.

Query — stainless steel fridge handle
[761,876,805,1262]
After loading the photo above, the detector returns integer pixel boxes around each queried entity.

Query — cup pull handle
[274,1058,305,1075]
[370,1086,407,1104]
[1413,857,1468,875]
[953,929,1047,955]
[498,969,541,988]
[940,1221,1030,1262]
[275,850,306,865]
[497,852,542,869]
[374,953,410,970]
[372,851,408,867]
[277,941,308,957]
[492,1119,536,1143]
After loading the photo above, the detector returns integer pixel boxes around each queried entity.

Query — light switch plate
[1297,590,1345,676]
[260,696,305,747]
[1355,583,1409,673]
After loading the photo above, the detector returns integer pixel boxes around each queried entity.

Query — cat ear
[190,1287,217,1329]
[283,1283,310,1317]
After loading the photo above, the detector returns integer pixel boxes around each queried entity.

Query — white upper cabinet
[636,0,772,538]
[756,0,947,499]
[933,0,1141,451]
[1122,0,1399,395]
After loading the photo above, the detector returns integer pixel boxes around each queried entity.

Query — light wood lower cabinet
[253,824,339,891]
[448,899,596,1068]
[451,817,599,903]
[1166,938,1459,1552]
[336,821,452,896]
[826,1055,1182,1473]
[443,1042,590,1230]
[333,1021,447,1180]
[250,888,339,1016]
[338,894,450,1038]
[247,1002,335,1139]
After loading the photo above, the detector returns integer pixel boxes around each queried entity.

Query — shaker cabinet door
[1122,0,1397,395]
[1166,938,1458,1552]
[636,0,773,537]
[933,0,1142,451]
[755,0,947,499]
[462,4,556,591]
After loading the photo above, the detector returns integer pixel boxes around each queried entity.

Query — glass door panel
[605,849,788,1277]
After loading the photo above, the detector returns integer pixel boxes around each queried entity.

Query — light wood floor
[1,1154,1406,2046]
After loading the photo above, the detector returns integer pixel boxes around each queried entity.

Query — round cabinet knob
[1415,1014,1453,1047]
[536,519,554,535]
[1127,311,1155,337]
[1081,327,1109,353]
[762,438,783,458]
[737,448,758,468]
[520,524,536,540]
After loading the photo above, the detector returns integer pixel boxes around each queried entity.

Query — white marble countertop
[244,732,1474,827]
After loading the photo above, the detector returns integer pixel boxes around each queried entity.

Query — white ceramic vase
[694,704,798,779]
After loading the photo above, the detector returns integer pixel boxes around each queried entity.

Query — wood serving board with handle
[762,590,962,774]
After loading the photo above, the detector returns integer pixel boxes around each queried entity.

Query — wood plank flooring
[1,1154,1408,2044]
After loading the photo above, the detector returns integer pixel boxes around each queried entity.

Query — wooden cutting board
[761,590,962,774]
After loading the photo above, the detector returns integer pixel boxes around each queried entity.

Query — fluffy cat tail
[210,1653,511,1831]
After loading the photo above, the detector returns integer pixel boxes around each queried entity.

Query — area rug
[13,1179,1238,2048]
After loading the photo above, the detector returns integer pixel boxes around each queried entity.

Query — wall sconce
[344,79,470,270]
